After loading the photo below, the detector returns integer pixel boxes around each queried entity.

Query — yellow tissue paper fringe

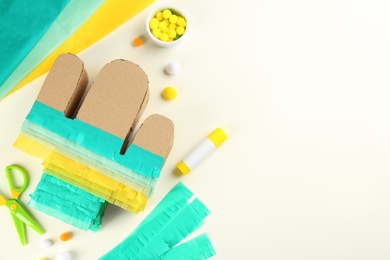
[13,135,147,213]
[18,130,153,196]
[6,0,154,98]
[43,155,147,213]
[14,134,52,159]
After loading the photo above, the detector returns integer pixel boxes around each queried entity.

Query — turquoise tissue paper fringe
[24,101,164,178]
[160,233,216,260]
[28,173,107,232]
[99,182,216,260]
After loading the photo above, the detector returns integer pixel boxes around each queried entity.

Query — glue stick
[176,128,227,175]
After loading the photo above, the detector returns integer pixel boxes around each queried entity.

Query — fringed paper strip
[43,159,148,213]
[160,233,216,260]
[29,173,106,232]
[24,101,164,178]
[15,133,149,213]
[15,134,155,197]
[99,182,215,260]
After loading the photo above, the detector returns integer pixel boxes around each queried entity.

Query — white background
[1,0,390,259]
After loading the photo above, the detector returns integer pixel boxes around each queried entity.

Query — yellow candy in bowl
[146,4,188,47]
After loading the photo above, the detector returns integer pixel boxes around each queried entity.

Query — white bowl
[146,4,188,47]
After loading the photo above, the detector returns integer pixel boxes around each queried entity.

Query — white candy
[56,252,72,260]
[40,239,52,249]
[165,62,180,75]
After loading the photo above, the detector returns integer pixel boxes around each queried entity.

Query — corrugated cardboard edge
[36,53,88,118]
[76,59,149,141]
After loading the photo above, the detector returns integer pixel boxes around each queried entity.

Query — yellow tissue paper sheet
[6,0,154,98]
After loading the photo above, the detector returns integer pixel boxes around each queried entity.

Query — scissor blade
[10,212,26,245]
[12,202,45,235]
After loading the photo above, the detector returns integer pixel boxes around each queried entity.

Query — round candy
[162,9,172,19]
[163,19,170,26]
[165,62,180,75]
[168,29,177,39]
[60,232,71,242]
[149,18,159,29]
[169,23,177,30]
[40,239,53,249]
[162,87,177,100]
[132,37,143,47]
[155,11,163,21]
[169,15,178,24]
[160,33,169,42]
[177,17,186,27]
[176,26,185,36]
[152,28,161,38]
[56,252,72,260]
[158,22,167,31]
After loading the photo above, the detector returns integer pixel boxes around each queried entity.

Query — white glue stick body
[176,128,227,175]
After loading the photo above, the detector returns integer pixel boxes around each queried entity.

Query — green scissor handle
[5,165,29,199]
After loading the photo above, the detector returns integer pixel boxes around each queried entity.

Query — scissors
[0,165,44,245]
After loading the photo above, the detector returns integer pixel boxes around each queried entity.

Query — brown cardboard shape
[132,114,174,159]
[77,59,149,143]
[35,53,174,158]
[36,53,88,118]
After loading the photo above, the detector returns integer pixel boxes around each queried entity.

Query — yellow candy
[152,28,161,38]
[169,15,178,24]
[149,18,159,29]
[151,9,187,42]
[155,11,163,21]
[176,26,185,36]
[162,9,172,19]
[160,33,169,42]
[177,17,186,27]
[168,29,176,39]
[158,22,167,31]
[169,23,177,30]
[162,87,177,100]
[163,19,170,26]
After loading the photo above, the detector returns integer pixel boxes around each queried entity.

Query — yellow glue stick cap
[208,128,227,147]
[176,160,190,175]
